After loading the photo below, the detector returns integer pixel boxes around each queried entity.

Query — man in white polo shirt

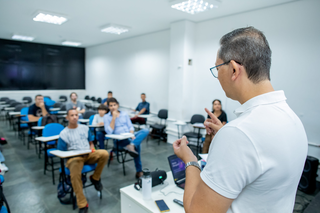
[173,27,308,213]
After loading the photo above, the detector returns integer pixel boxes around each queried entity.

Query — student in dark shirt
[28,94,50,122]
[102,91,113,106]
[131,93,150,125]
[202,99,227,153]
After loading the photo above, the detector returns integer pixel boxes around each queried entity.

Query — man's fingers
[181,136,188,145]
[205,108,219,122]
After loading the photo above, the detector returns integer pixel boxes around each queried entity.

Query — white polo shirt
[200,91,308,213]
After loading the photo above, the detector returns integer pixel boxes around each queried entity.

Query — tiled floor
[0,120,174,213]
[0,120,318,213]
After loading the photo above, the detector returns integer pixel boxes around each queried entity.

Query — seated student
[202,99,227,154]
[66,92,86,116]
[92,104,108,149]
[28,94,50,121]
[101,91,113,106]
[130,93,150,125]
[104,98,149,179]
[58,109,109,213]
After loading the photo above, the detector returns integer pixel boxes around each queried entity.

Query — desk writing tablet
[50,150,92,158]
[35,135,59,142]
[105,133,134,140]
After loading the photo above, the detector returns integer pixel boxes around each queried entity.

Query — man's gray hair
[219,27,272,83]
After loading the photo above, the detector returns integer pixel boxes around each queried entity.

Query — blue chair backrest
[44,97,55,107]
[20,107,29,122]
[37,117,43,126]
[43,123,64,137]
[89,114,95,125]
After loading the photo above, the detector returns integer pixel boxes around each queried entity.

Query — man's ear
[230,60,241,81]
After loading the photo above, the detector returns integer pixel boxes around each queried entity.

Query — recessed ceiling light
[33,12,67,25]
[170,0,219,14]
[12,34,34,41]
[101,24,130,35]
[62,41,82,46]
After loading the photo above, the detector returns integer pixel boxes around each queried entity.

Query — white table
[4,107,15,111]
[22,100,29,103]
[35,135,60,159]
[120,171,185,213]
[59,99,66,102]
[50,108,61,111]
[0,101,5,105]
[50,149,92,158]
[78,119,89,123]
[80,99,93,103]
[57,111,67,114]
[9,111,20,116]
[105,133,134,140]
[32,126,45,130]
[174,121,187,138]
[130,113,153,119]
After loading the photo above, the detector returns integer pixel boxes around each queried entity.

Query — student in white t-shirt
[172,27,308,213]
[92,104,109,149]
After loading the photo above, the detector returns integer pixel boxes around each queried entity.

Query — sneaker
[0,163,8,172]
[79,203,88,213]
[90,175,103,191]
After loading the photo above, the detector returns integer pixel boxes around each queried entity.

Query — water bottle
[141,168,152,200]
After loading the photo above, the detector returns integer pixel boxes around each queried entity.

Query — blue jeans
[114,129,149,172]
[96,131,106,149]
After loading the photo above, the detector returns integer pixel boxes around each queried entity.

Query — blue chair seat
[47,148,58,157]
[47,141,56,146]
[20,123,28,128]
[60,164,97,176]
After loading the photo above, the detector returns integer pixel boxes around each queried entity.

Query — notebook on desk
[168,154,186,189]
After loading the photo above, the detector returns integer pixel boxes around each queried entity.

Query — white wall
[86,30,170,113]
[0,90,86,103]
[192,0,320,157]
[85,0,320,159]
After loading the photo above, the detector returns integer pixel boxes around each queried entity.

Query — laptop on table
[168,154,186,189]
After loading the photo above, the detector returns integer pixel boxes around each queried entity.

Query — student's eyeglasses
[209,60,242,78]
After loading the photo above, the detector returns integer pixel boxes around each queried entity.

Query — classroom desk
[174,121,187,138]
[192,123,206,157]
[57,111,67,114]
[9,111,20,116]
[130,113,153,119]
[49,108,61,111]
[4,107,15,111]
[0,101,5,105]
[32,126,45,130]
[59,99,66,102]
[120,171,185,213]
[105,133,134,140]
[80,99,93,104]
[35,135,59,159]
[79,119,89,124]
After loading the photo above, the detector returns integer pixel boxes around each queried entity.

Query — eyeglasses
[210,60,242,78]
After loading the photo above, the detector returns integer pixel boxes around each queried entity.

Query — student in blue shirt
[130,93,150,125]
[101,91,113,105]
[104,98,149,179]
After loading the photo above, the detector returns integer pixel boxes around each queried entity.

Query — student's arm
[57,138,68,151]
[79,108,85,114]
[28,115,40,122]
[39,102,48,116]
[137,108,146,115]
[92,115,98,125]
[78,102,86,114]
[28,106,39,121]
[104,114,114,134]
[88,129,95,149]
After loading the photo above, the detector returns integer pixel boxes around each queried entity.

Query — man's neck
[72,100,77,104]
[68,123,78,129]
[238,80,274,104]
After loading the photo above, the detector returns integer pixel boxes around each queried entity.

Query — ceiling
[0,0,297,47]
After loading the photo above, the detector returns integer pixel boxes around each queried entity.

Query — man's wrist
[185,161,201,171]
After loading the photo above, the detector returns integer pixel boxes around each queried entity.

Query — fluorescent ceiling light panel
[33,12,67,25]
[171,0,219,14]
[12,34,34,41]
[101,24,130,35]
[62,41,82,46]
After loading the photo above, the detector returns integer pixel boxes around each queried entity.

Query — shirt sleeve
[88,127,94,142]
[28,105,34,115]
[145,102,150,114]
[57,138,68,151]
[200,126,262,199]
[79,102,85,110]
[104,114,114,134]
[66,103,72,111]
[135,103,140,111]
[125,113,134,131]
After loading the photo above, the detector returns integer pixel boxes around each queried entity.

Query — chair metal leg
[51,157,55,185]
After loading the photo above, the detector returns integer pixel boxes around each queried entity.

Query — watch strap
[185,161,201,171]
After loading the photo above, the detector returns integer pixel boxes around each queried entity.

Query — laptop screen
[168,155,186,182]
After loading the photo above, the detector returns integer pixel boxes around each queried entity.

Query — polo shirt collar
[234,90,287,117]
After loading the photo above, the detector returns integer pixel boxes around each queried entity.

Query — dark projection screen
[0,39,85,90]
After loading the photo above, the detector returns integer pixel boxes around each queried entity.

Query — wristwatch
[185,161,201,171]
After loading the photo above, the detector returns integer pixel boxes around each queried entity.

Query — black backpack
[41,115,58,126]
